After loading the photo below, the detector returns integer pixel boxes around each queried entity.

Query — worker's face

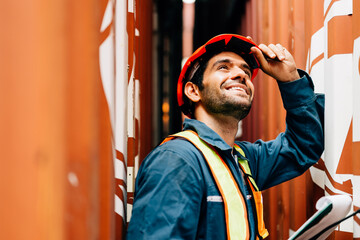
[199,51,255,120]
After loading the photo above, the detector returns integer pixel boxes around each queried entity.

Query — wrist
[279,69,300,82]
[288,70,301,82]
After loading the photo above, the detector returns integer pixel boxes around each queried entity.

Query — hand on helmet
[249,40,300,82]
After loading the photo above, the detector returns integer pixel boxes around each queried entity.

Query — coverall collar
[182,118,233,152]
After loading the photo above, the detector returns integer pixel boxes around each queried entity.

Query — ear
[184,82,201,103]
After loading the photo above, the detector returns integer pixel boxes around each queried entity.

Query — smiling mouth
[227,86,245,92]
[226,86,248,95]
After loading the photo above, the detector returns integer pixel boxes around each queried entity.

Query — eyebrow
[212,58,252,73]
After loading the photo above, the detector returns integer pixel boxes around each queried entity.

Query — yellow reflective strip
[173,131,249,240]
[234,144,259,192]
[234,144,252,175]
[234,144,245,157]
[234,145,267,238]
[238,158,251,175]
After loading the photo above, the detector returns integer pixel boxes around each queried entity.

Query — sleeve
[126,140,204,240]
[238,70,324,190]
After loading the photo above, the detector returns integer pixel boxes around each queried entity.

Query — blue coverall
[127,70,324,240]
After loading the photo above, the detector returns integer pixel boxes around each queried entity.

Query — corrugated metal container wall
[239,0,360,239]
[0,0,116,238]
[97,0,153,238]
[0,0,153,239]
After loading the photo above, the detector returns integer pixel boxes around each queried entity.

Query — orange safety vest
[162,130,269,240]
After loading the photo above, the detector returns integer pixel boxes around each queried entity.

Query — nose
[231,67,247,83]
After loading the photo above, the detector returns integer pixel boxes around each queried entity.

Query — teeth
[228,87,245,92]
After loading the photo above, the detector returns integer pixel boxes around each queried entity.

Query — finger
[246,36,254,42]
[257,43,276,60]
[276,43,287,54]
[268,43,285,61]
[251,46,269,68]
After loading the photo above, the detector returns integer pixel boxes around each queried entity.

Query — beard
[200,87,252,120]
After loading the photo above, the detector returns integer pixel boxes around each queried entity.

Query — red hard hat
[177,34,260,117]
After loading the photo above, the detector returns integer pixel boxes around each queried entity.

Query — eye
[244,70,252,78]
[217,64,229,70]
[240,67,252,78]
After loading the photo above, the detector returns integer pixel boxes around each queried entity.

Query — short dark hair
[181,49,231,117]
[180,57,209,117]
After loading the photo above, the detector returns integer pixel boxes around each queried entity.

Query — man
[127,34,324,240]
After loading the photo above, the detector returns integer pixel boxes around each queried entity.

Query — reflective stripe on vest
[163,130,269,240]
[234,145,269,239]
